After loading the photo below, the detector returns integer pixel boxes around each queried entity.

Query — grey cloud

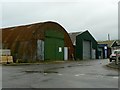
[1,0,119,40]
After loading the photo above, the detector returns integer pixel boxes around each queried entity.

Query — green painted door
[44,30,64,60]
[45,38,56,60]
[55,38,64,60]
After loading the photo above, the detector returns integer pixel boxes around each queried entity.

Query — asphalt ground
[106,61,119,70]
[1,59,119,88]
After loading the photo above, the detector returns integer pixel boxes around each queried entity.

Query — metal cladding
[2,21,74,60]
[76,30,98,60]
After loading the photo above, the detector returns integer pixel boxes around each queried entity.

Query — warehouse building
[98,44,108,59]
[98,40,120,59]
[69,30,98,60]
[2,21,74,62]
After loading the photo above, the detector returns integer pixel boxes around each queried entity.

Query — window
[59,47,62,52]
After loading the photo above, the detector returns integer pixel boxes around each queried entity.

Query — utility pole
[108,34,110,41]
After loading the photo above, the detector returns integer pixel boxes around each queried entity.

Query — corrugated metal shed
[2,21,74,61]
[75,30,98,60]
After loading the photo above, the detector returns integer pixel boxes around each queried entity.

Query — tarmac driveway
[1,59,119,88]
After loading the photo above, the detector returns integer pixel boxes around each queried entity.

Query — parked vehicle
[109,49,120,62]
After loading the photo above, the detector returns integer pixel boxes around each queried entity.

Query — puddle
[47,67,65,70]
[67,64,91,68]
[86,73,118,77]
[77,64,92,66]
[105,74,118,77]
[67,65,73,67]
[86,73,100,76]
[25,70,58,74]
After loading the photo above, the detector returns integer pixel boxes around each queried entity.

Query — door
[55,39,64,60]
[44,30,64,60]
[45,38,64,60]
[44,37,56,60]
[92,49,96,59]
[83,40,91,59]
[37,40,44,60]
[64,47,68,60]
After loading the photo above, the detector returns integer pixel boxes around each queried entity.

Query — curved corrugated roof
[2,21,74,60]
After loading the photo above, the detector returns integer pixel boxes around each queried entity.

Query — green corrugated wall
[76,31,98,60]
[44,30,64,60]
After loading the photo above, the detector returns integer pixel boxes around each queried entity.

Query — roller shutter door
[83,40,91,59]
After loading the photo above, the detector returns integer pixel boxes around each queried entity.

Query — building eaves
[69,31,83,45]
[98,40,115,47]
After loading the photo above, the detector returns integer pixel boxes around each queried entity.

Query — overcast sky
[0,0,119,41]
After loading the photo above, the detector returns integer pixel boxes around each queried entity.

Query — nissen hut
[2,21,74,62]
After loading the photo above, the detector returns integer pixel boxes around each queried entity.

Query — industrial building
[69,30,98,60]
[2,21,74,62]
[98,40,120,59]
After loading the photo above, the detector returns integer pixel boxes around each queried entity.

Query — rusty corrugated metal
[2,21,74,60]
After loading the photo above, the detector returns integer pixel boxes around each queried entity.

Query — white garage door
[83,40,91,60]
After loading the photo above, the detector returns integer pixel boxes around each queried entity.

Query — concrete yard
[1,59,119,88]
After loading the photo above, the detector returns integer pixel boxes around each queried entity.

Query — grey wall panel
[37,40,44,60]
[83,40,91,59]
